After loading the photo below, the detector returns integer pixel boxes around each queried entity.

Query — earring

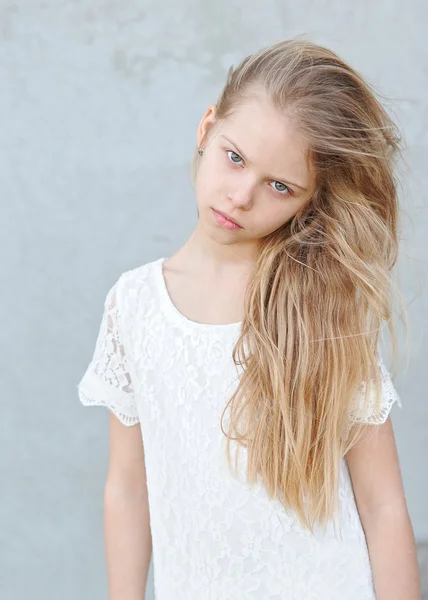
[198,148,204,156]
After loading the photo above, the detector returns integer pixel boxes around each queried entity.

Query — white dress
[77,256,402,600]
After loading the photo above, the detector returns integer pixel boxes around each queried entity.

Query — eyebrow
[219,135,308,192]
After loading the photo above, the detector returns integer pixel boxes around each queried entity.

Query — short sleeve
[348,350,403,426]
[77,275,140,427]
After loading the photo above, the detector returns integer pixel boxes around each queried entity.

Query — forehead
[220,94,312,183]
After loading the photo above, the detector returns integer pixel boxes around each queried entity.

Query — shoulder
[109,257,162,297]
[108,257,164,323]
[120,258,159,287]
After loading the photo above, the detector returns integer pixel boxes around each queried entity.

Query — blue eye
[269,181,291,196]
[227,150,243,165]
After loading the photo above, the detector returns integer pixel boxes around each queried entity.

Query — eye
[269,181,292,196]
[226,150,244,165]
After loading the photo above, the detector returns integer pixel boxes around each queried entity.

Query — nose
[228,180,255,210]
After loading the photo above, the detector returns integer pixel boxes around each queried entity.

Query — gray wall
[1,1,427,599]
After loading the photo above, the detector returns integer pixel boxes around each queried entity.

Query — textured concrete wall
[1,1,427,598]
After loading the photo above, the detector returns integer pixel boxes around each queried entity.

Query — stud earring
[198,148,204,156]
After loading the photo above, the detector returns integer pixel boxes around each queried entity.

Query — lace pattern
[348,351,402,425]
[77,276,140,427]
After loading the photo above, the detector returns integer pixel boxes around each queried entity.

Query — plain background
[1,1,427,599]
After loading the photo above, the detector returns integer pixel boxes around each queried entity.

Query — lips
[214,209,243,228]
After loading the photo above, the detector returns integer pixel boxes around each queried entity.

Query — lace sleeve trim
[77,275,140,427]
[78,368,140,427]
[348,354,402,425]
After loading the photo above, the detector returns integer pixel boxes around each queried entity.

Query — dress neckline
[153,257,243,333]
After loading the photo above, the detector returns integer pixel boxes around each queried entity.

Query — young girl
[77,39,421,600]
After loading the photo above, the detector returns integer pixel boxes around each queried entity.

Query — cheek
[196,155,227,195]
[255,204,295,233]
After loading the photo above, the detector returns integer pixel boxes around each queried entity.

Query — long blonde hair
[191,39,408,534]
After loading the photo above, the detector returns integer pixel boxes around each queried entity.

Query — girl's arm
[104,413,152,600]
[346,417,421,600]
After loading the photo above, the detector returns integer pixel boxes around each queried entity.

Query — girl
[77,39,421,599]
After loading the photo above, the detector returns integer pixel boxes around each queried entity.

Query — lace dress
[77,256,402,600]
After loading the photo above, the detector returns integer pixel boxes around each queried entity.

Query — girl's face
[195,93,315,244]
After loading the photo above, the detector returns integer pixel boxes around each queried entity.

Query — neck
[173,218,259,274]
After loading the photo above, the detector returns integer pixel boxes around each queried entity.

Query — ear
[197,104,217,148]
